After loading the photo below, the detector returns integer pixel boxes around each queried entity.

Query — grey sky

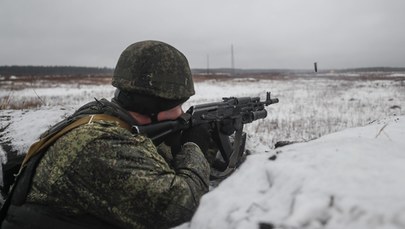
[1,0,404,69]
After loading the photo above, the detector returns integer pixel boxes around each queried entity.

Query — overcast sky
[1,0,404,69]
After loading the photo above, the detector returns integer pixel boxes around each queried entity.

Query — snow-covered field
[1,72,405,228]
[178,116,405,229]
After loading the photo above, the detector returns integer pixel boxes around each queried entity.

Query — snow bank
[0,107,73,157]
[178,116,405,229]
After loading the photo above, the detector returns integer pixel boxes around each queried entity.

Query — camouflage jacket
[25,101,210,229]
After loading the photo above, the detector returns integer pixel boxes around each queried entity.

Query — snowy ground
[176,116,405,229]
[1,73,405,228]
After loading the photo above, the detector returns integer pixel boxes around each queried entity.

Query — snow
[177,116,405,229]
[0,107,72,158]
[1,76,405,228]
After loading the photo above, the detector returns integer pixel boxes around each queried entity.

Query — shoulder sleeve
[69,128,210,228]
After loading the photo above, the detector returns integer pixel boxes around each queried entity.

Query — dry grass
[0,75,112,90]
[1,72,405,148]
[0,75,112,109]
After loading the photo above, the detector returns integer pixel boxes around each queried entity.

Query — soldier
[1,41,211,228]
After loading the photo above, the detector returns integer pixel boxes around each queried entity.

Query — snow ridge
[178,116,405,229]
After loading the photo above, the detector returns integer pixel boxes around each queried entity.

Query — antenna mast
[231,44,235,76]
[207,54,210,75]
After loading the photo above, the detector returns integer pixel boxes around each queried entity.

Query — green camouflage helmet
[112,40,195,100]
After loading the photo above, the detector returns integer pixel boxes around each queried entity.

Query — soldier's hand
[181,125,211,155]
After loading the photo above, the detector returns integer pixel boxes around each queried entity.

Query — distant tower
[206,54,210,75]
[231,44,235,75]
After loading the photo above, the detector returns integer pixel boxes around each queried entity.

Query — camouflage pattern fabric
[112,40,195,100]
[26,119,210,229]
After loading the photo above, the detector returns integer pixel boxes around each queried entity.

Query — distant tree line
[335,67,405,73]
[192,67,405,75]
[0,65,114,76]
[2,65,404,77]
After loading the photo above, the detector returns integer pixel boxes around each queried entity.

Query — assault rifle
[132,92,279,179]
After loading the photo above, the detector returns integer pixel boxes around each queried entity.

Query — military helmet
[111,40,195,114]
[112,40,195,100]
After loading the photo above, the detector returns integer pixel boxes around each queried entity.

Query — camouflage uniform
[24,107,209,228]
[1,41,211,229]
